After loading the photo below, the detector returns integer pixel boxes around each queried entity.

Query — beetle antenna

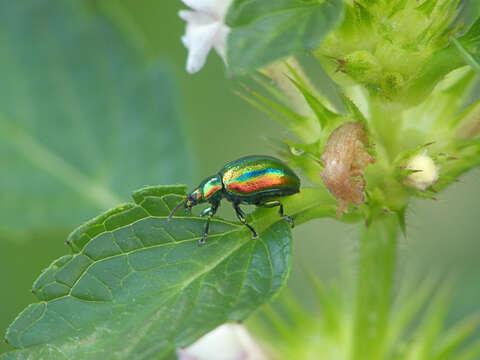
[168,198,187,220]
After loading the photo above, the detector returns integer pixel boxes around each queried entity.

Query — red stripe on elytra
[227,176,289,194]
[205,185,221,198]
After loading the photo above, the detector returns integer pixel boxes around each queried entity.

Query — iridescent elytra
[168,155,301,243]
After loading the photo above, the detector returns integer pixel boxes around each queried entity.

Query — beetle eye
[191,190,202,201]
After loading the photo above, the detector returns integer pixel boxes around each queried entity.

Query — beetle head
[185,188,203,211]
[168,175,222,220]
[168,188,203,220]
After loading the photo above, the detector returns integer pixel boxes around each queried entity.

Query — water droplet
[290,146,304,156]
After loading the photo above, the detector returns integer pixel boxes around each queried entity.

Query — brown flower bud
[320,122,375,217]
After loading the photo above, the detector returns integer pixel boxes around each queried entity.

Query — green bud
[343,50,381,84]
[381,72,405,97]
[387,9,429,48]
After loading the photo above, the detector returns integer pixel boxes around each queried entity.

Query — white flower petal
[179,9,215,25]
[179,0,233,73]
[213,24,230,63]
[177,324,267,360]
[181,0,233,20]
[182,19,223,73]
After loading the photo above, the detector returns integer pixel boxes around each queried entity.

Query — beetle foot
[199,235,207,245]
[252,232,259,239]
[284,215,294,228]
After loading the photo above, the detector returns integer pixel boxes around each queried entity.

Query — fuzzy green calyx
[317,0,464,103]
[342,50,381,84]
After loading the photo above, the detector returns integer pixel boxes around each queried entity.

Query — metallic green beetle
[168,155,301,243]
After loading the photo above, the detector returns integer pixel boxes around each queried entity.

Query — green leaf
[2,186,292,359]
[400,17,480,105]
[226,0,344,75]
[287,75,339,130]
[236,83,314,141]
[387,277,437,352]
[295,52,346,114]
[434,315,480,359]
[0,0,189,242]
[250,273,480,360]
[452,37,480,75]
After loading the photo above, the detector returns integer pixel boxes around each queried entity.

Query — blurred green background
[1,0,479,355]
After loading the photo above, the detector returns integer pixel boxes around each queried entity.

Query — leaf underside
[226,0,344,75]
[2,186,291,359]
[0,0,189,241]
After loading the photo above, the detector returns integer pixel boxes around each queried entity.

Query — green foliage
[453,17,480,75]
[241,50,480,218]
[234,3,480,356]
[294,53,346,114]
[403,15,480,105]
[226,0,344,75]
[317,0,474,105]
[2,186,292,360]
[236,78,315,142]
[0,0,189,242]
[250,273,480,360]
[2,1,480,359]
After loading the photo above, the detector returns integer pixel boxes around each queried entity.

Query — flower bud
[320,122,375,217]
[381,72,405,96]
[405,152,439,191]
[343,50,381,84]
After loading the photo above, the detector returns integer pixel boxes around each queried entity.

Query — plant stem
[369,99,405,162]
[351,214,400,360]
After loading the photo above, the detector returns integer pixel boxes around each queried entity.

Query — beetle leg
[200,207,211,217]
[199,203,219,244]
[233,204,258,239]
[258,200,294,228]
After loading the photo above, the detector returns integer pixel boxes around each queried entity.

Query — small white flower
[405,151,439,191]
[179,0,233,74]
[177,323,268,360]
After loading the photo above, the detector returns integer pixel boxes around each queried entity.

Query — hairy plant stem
[369,99,406,162]
[351,214,400,360]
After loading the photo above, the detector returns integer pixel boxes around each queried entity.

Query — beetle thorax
[199,175,223,201]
